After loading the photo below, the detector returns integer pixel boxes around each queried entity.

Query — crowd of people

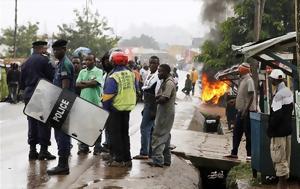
[223,63,294,189]
[0,39,294,189]
[11,40,185,175]
[0,63,21,103]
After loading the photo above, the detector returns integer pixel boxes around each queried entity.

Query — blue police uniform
[53,55,74,157]
[20,52,54,148]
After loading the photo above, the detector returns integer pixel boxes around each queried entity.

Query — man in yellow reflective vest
[190,67,198,95]
[102,51,137,167]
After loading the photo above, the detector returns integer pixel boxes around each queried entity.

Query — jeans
[191,83,196,95]
[231,111,251,156]
[139,104,155,156]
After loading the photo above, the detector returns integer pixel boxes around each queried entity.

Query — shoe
[47,166,70,175]
[246,156,251,161]
[101,153,112,161]
[77,149,90,155]
[224,154,238,159]
[107,160,124,167]
[169,144,176,150]
[132,155,149,160]
[38,151,56,160]
[47,157,69,175]
[123,161,132,167]
[164,163,171,166]
[147,162,163,168]
[29,150,39,160]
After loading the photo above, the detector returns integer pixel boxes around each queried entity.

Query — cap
[52,39,68,48]
[32,40,47,47]
[239,62,250,69]
[238,62,251,74]
[269,69,286,80]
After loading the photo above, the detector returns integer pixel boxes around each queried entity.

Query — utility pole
[86,0,89,23]
[85,0,90,46]
[252,0,266,113]
[254,0,261,41]
[254,0,266,41]
[296,0,300,89]
[13,0,17,58]
[295,0,300,145]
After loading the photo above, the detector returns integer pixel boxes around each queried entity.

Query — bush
[226,163,254,189]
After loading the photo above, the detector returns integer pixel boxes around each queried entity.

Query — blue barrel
[250,112,275,176]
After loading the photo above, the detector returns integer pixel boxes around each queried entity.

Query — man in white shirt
[133,56,160,159]
[140,63,150,84]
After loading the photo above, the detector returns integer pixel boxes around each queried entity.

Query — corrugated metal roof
[232,32,296,58]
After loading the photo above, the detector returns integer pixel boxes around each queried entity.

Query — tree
[197,0,295,71]
[0,22,39,57]
[56,8,119,58]
[119,34,160,49]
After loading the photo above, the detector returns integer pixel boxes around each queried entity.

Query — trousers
[231,111,251,156]
[106,110,131,162]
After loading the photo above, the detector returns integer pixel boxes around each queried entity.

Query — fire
[201,73,229,104]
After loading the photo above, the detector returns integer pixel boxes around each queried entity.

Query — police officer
[20,40,56,160]
[47,39,74,175]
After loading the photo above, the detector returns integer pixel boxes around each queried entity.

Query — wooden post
[13,0,17,58]
[251,0,266,113]
[254,0,261,41]
[295,0,300,144]
[296,0,300,89]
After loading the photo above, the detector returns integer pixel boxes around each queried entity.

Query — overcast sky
[0,0,209,45]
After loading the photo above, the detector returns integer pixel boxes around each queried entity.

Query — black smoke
[201,0,240,24]
[201,0,240,42]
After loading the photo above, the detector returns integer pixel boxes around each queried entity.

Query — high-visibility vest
[191,70,198,84]
[110,69,136,111]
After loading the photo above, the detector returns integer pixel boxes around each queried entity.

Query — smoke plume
[201,0,239,24]
[201,0,239,42]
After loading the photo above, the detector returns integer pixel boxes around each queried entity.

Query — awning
[232,32,297,75]
[233,32,296,58]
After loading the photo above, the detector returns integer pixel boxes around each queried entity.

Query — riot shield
[24,79,109,146]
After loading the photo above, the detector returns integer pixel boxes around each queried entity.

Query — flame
[201,73,229,104]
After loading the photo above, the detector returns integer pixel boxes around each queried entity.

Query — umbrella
[73,47,92,57]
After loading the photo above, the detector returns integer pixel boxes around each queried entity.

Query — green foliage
[226,163,263,189]
[56,8,119,58]
[119,34,160,50]
[0,22,39,57]
[197,0,295,71]
[226,163,252,189]
[196,40,222,70]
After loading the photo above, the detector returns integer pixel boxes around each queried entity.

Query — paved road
[0,102,141,188]
[0,70,201,189]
